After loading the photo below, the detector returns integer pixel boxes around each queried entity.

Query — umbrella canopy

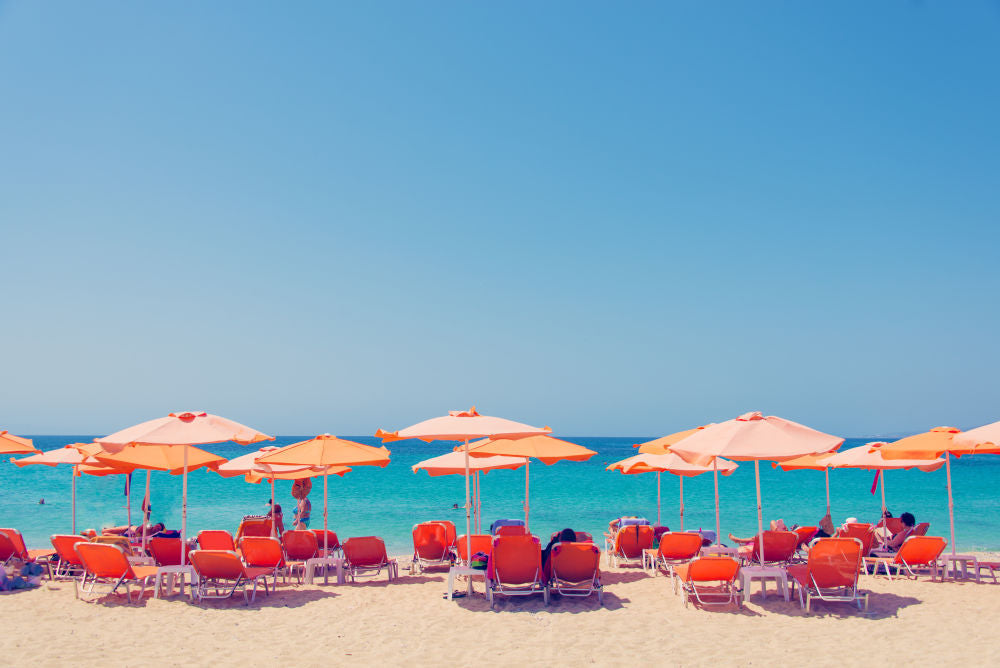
[376,407,551,442]
[464,435,596,464]
[0,431,39,455]
[635,426,710,455]
[670,411,843,561]
[217,445,330,478]
[256,435,390,468]
[953,420,1000,451]
[413,451,528,476]
[830,444,945,471]
[93,443,227,474]
[608,453,737,529]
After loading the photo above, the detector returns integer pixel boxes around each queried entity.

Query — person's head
[151,523,165,533]
[900,512,915,527]
[559,528,576,543]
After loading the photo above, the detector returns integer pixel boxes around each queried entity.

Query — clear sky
[1,2,998,437]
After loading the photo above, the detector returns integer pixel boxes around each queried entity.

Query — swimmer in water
[38,498,44,505]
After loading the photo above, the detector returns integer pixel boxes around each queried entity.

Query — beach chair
[913,522,930,537]
[342,537,398,582]
[654,532,703,578]
[91,534,135,556]
[547,542,602,604]
[975,561,1000,584]
[236,517,273,541]
[426,520,457,549]
[311,529,341,556]
[495,525,530,537]
[148,537,187,567]
[411,522,452,574]
[608,524,654,568]
[455,534,494,567]
[793,526,818,556]
[738,530,799,567]
[281,530,318,583]
[490,518,526,535]
[865,536,947,581]
[189,550,271,604]
[49,534,89,579]
[197,530,237,552]
[487,534,548,608]
[239,536,288,587]
[787,538,869,613]
[74,542,158,603]
[0,528,56,573]
[674,556,742,608]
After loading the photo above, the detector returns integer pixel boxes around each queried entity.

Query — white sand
[3,554,999,667]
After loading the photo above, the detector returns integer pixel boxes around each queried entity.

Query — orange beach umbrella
[98,411,273,565]
[464,435,596,528]
[635,426,710,455]
[0,431,39,455]
[257,435,390,558]
[608,452,737,529]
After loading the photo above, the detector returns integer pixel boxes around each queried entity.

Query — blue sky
[1,2,998,437]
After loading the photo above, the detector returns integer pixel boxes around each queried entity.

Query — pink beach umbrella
[608,453,738,531]
[98,411,273,566]
[412,451,528,533]
[670,412,843,562]
[377,406,550,591]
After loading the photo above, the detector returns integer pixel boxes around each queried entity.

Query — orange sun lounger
[1,528,56,573]
[673,556,742,609]
[239,536,288,588]
[865,536,947,581]
[49,534,89,579]
[74,542,158,603]
[342,536,398,582]
[311,529,341,556]
[787,538,869,613]
[547,541,603,604]
[487,534,548,608]
[426,520,457,549]
[654,532,703,578]
[148,537,188,567]
[235,517,273,541]
[607,524,654,568]
[411,522,452,574]
[198,530,237,552]
[189,549,272,604]
[738,530,799,567]
[281,530,319,583]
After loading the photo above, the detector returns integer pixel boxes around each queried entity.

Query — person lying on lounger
[881,512,916,551]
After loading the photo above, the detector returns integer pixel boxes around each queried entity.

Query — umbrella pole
[946,452,956,555]
[270,478,276,538]
[127,472,132,529]
[656,472,661,527]
[324,470,329,572]
[72,465,77,534]
[755,460,764,566]
[713,459,721,546]
[880,470,886,519]
[825,468,831,517]
[475,470,481,534]
[524,459,530,529]
[181,445,188,567]
[463,438,472,595]
[679,476,684,532]
[142,470,151,551]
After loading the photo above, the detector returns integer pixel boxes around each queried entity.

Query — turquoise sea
[3,436,998,554]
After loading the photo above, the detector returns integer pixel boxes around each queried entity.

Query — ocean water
[3,436,998,554]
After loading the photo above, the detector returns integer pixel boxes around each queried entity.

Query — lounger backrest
[896,536,947,566]
[615,524,654,558]
[198,530,236,551]
[456,534,493,562]
[838,524,875,554]
[427,520,457,547]
[312,530,340,551]
[883,518,905,534]
[495,525,530,537]
[0,528,28,560]
[189,550,246,580]
[148,537,185,566]
[657,532,703,560]
[807,538,863,588]
[687,556,740,583]
[343,537,388,567]
[550,542,600,582]
[412,523,449,561]
[236,518,273,540]
[75,542,135,579]
[50,535,88,565]
[913,522,930,537]
[239,536,286,568]
[0,532,17,561]
[91,534,133,555]
[794,526,818,549]
[282,530,319,561]
[748,531,799,564]
[490,535,542,585]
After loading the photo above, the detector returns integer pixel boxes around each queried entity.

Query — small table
[739,565,790,603]
[154,564,197,600]
[642,549,659,574]
[446,565,486,601]
[941,554,979,582]
[304,556,344,585]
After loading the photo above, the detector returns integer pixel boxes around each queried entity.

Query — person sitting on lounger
[882,512,916,551]
[542,528,577,569]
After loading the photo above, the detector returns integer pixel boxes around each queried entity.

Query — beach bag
[469,551,489,570]
[20,562,44,586]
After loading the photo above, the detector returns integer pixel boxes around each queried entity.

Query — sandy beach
[3,553,998,668]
